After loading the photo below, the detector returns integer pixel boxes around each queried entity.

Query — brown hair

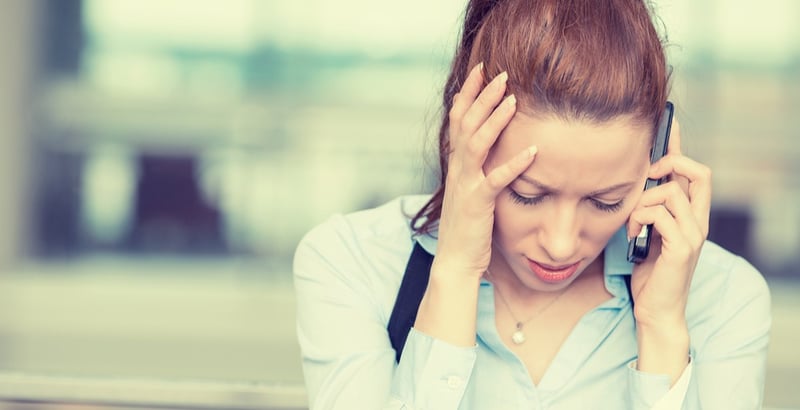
[411,0,670,234]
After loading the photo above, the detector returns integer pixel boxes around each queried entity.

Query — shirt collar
[413,230,439,256]
[604,226,634,276]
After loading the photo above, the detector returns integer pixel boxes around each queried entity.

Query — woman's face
[486,113,652,292]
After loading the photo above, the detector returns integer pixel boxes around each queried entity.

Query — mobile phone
[627,101,674,263]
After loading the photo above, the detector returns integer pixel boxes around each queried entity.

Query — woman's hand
[414,63,535,346]
[433,63,537,281]
[626,118,712,383]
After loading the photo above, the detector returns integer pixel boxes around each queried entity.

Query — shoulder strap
[623,274,635,326]
[387,242,433,363]
[623,274,634,308]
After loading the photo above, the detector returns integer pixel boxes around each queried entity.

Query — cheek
[586,213,628,243]
[584,196,643,246]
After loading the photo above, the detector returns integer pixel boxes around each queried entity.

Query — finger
[649,155,712,233]
[637,181,706,244]
[449,63,485,146]
[649,155,710,197]
[667,116,682,155]
[450,62,485,121]
[459,71,509,137]
[448,72,510,172]
[463,94,517,170]
[638,181,691,220]
[627,205,692,262]
[663,117,690,196]
[673,174,690,199]
[482,145,537,198]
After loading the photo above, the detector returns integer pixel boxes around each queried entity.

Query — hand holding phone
[627,102,674,263]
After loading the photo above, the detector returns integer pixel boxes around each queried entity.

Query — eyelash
[508,190,624,213]
[508,190,546,206]
[592,199,624,213]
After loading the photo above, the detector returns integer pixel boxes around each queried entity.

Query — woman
[293,0,771,408]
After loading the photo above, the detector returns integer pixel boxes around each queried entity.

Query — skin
[487,113,651,297]
[414,63,712,385]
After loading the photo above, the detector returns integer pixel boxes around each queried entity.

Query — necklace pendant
[512,329,526,345]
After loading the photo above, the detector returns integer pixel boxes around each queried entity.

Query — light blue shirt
[293,195,770,409]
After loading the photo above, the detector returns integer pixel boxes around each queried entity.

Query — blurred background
[0,0,797,409]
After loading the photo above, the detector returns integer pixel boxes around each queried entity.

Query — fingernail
[649,161,660,175]
[504,94,517,107]
[515,145,537,163]
[498,71,508,83]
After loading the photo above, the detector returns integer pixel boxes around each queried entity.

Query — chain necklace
[485,269,570,345]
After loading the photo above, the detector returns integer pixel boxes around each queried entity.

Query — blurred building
[0,0,796,274]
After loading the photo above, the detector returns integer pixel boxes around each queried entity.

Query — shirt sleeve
[626,254,771,410]
[679,256,772,409]
[626,358,693,409]
[389,328,477,409]
[293,216,476,410]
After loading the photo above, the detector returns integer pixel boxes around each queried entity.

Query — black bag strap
[387,242,634,363]
[623,274,633,306]
[624,274,635,327]
[388,242,433,363]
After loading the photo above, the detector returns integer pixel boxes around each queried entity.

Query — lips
[527,259,581,283]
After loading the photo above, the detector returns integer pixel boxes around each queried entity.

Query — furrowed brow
[515,175,556,191]
[515,174,636,196]
[586,182,638,196]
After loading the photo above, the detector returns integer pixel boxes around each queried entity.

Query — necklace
[486,269,569,345]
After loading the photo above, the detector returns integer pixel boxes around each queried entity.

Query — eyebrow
[514,175,638,196]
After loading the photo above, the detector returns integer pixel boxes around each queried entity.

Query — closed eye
[510,189,623,213]
[508,189,547,206]
[590,198,624,213]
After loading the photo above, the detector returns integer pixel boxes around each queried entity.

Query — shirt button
[446,376,463,389]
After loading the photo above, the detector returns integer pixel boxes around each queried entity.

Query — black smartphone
[627,101,674,264]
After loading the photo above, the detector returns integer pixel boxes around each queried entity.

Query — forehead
[496,113,651,189]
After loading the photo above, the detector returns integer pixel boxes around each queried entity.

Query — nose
[538,205,580,263]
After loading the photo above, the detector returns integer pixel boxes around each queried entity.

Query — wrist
[636,319,690,385]
[632,301,687,329]
[414,259,482,347]
[636,320,689,354]
[429,257,486,284]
